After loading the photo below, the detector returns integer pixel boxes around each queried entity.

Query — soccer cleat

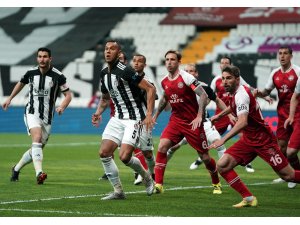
[153,183,164,194]
[232,196,258,208]
[134,174,143,185]
[10,166,20,182]
[36,172,47,185]
[144,176,155,196]
[99,173,108,181]
[272,177,285,183]
[245,164,255,173]
[101,192,126,200]
[189,159,203,170]
[212,183,222,194]
[288,182,297,189]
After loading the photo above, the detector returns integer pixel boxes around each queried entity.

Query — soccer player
[255,46,300,188]
[209,65,300,207]
[153,50,222,195]
[209,56,271,173]
[131,54,156,185]
[284,82,300,189]
[92,40,156,200]
[2,47,72,184]
[167,64,227,169]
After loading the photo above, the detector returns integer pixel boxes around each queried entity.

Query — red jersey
[210,75,249,133]
[265,64,300,120]
[161,69,201,123]
[230,85,274,146]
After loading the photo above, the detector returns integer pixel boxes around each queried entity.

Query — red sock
[134,148,148,170]
[288,156,300,170]
[204,158,220,184]
[154,151,167,185]
[293,170,300,182]
[220,170,253,198]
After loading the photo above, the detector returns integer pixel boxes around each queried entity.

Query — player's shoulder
[270,66,281,76]
[51,67,63,75]
[291,64,300,74]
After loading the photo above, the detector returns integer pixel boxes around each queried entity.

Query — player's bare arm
[2,82,25,110]
[92,92,110,127]
[209,112,248,149]
[153,92,168,123]
[190,85,208,130]
[214,97,236,124]
[56,90,72,115]
[138,78,156,131]
[210,106,232,124]
[284,92,299,128]
[253,88,272,98]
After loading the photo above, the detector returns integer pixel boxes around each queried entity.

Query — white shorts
[203,119,221,145]
[102,117,141,147]
[24,114,51,144]
[137,127,154,151]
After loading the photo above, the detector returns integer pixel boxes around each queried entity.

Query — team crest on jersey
[109,89,119,98]
[288,75,294,81]
[177,82,184,88]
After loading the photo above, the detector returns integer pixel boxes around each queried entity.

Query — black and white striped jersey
[20,66,69,125]
[100,60,147,121]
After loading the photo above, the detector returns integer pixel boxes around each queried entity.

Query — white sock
[217,145,226,159]
[145,155,155,175]
[15,148,33,171]
[31,143,43,176]
[101,156,123,193]
[126,156,150,180]
[167,149,174,161]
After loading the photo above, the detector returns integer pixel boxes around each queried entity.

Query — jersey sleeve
[20,71,30,84]
[235,87,250,117]
[100,70,108,94]
[210,75,218,92]
[58,74,69,92]
[264,69,277,91]
[123,66,143,86]
[293,65,300,93]
[180,70,201,91]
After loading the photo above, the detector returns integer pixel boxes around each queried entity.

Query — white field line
[0,182,274,206]
[0,208,155,217]
[0,142,99,148]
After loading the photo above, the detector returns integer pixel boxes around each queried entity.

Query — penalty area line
[0,181,275,206]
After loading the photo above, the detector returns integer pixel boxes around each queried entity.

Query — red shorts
[225,137,288,172]
[288,119,300,149]
[276,117,293,141]
[161,119,208,154]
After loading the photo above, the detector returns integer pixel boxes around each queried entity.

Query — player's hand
[92,113,102,127]
[143,114,154,132]
[2,99,11,111]
[252,88,259,98]
[55,106,65,115]
[208,139,224,150]
[189,116,202,131]
[263,96,274,105]
[284,117,294,129]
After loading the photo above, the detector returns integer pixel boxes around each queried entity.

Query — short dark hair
[221,56,232,64]
[120,51,127,61]
[164,50,182,61]
[105,39,121,50]
[279,45,293,54]
[133,53,146,63]
[222,65,240,77]
[37,47,51,57]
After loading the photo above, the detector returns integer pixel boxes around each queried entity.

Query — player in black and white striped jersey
[92,40,156,200]
[2,47,72,184]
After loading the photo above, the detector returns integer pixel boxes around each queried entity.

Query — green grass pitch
[0,133,299,218]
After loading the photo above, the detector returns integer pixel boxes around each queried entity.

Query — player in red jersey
[152,50,221,195]
[209,65,300,207]
[255,46,300,188]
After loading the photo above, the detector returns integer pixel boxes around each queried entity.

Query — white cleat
[272,178,285,183]
[134,174,143,185]
[101,192,126,200]
[288,182,297,189]
[189,159,202,170]
[245,164,255,173]
[144,176,155,196]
